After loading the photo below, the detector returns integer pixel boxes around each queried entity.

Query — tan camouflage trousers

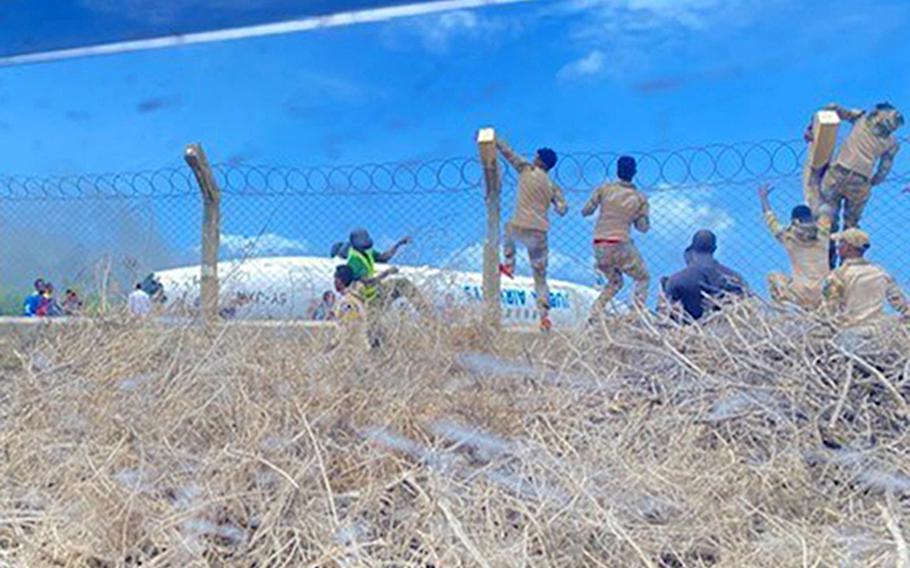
[767,273,823,310]
[590,240,649,318]
[819,166,871,267]
[819,166,871,232]
[503,223,550,316]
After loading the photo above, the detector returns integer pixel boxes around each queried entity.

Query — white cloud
[554,0,756,81]
[383,6,525,54]
[303,72,372,103]
[557,50,606,81]
[219,233,310,258]
[420,10,480,51]
[626,0,727,28]
[444,243,484,271]
[564,0,743,34]
[649,187,734,240]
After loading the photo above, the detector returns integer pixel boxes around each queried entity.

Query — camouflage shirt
[822,258,909,327]
[763,210,830,289]
[499,140,567,232]
[828,104,900,183]
[582,180,650,242]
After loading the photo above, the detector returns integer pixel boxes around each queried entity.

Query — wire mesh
[0,137,907,317]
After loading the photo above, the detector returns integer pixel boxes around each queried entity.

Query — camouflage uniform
[499,140,567,318]
[582,180,650,316]
[502,224,551,314]
[822,257,908,328]
[335,278,429,348]
[818,104,902,235]
[763,210,830,309]
[333,282,369,346]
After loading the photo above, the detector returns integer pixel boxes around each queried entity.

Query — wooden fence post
[184,143,221,324]
[477,128,502,328]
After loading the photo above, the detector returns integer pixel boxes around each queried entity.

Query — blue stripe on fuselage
[461,284,571,310]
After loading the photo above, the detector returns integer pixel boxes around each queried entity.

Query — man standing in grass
[331,229,412,301]
[331,229,434,344]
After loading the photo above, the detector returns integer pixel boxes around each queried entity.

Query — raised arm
[823,102,865,123]
[581,187,601,217]
[758,184,785,241]
[374,236,412,263]
[871,142,900,186]
[550,181,568,216]
[495,138,530,172]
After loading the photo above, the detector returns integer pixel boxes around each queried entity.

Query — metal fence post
[477,128,502,328]
[184,143,221,324]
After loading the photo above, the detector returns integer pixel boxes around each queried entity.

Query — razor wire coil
[2,137,907,201]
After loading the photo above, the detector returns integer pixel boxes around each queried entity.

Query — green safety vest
[347,248,378,300]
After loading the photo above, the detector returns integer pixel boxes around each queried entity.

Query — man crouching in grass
[332,263,403,349]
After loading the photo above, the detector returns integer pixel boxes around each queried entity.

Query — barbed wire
[0,167,197,201]
[210,159,484,197]
[1,137,907,201]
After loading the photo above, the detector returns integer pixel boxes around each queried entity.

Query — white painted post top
[809,110,841,169]
[815,110,840,126]
[476,127,496,144]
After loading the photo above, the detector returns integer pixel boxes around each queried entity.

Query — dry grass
[0,303,908,567]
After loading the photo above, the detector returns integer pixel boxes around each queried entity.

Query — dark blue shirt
[664,252,747,320]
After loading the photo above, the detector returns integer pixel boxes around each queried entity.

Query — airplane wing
[1,0,527,66]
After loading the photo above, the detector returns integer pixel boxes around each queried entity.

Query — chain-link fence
[1,136,907,317]
[502,138,910,308]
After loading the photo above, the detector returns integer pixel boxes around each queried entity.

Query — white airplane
[153,256,599,328]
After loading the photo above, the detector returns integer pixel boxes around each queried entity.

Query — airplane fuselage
[154,256,598,328]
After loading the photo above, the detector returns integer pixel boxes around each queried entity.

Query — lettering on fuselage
[236,291,288,305]
[461,284,570,310]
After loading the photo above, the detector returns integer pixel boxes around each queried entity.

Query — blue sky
[0,0,908,301]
